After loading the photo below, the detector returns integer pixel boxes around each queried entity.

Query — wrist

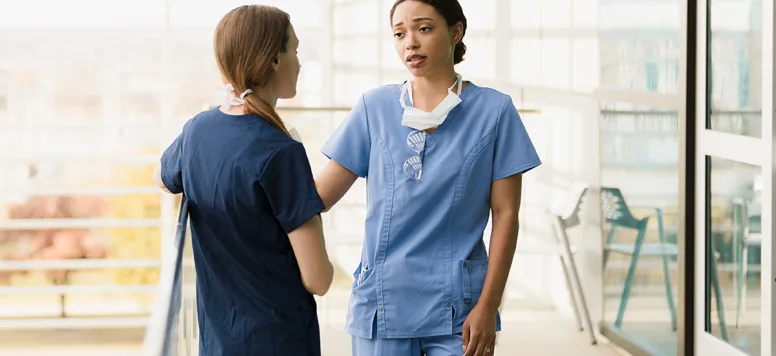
[477,295,502,313]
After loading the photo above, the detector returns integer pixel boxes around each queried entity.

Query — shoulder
[258,140,308,177]
[360,83,404,108]
[465,83,513,108]
[180,107,221,133]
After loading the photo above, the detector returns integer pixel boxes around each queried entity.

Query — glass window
[541,39,572,90]
[706,157,762,355]
[707,0,762,137]
[332,71,379,106]
[600,103,680,355]
[598,1,680,94]
[459,0,497,31]
[333,1,379,36]
[456,38,497,80]
[333,39,380,68]
[509,38,542,86]
[122,94,161,125]
[511,0,541,30]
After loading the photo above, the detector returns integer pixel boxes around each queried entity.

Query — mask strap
[399,81,412,109]
[448,74,463,95]
[223,83,254,108]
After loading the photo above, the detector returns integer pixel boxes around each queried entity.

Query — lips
[406,54,427,67]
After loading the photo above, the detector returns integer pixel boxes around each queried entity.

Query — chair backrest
[552,182,588,229]
[600,187,641,228]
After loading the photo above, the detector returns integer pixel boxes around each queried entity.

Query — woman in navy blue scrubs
[316,1,541,355]
[153,5,333,356]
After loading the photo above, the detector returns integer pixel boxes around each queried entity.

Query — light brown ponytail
[214,5,292,137]
[243,94,289,136]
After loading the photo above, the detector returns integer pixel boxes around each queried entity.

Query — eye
[394,32,405,39]
[419,26,432,32]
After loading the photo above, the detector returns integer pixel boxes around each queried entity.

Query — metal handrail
[143,196,188,356]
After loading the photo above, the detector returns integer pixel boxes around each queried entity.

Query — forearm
[478,210,520,312]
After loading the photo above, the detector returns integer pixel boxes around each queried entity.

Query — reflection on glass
[707,157,761,355]
[708,0,762,137]
[598,0,680,94]
[601,103,679,356]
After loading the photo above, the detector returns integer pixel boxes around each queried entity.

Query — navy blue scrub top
[160,108,326,356]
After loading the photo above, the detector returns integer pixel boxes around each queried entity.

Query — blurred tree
[0,195,107,316]
[105,162,163,286]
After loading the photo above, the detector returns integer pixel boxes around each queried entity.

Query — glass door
[694,0,772,354]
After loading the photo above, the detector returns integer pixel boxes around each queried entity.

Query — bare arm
[479,174,523,312]
[315,160,359,212]
[288,214,334,296]
[153,162,173,194]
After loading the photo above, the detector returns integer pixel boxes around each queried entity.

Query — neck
[252,86,278,108]
[412,68,458,96]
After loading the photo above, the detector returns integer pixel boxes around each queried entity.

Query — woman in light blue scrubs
[315,0,541,355]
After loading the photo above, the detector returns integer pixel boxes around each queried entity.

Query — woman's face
[272,24,301,99]
[391,1,461,77]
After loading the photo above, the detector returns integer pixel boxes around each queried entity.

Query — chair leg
[739,244,749,328]
[661,253,677,331]
[560,255,584,331]
[554,218,597,345]
[734,243,743,328]
[604,225,617,266]
[655,210,677,331]
[709,252,730,341]
[615,222,648,329]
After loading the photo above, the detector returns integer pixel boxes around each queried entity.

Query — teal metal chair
[601,187,677,330]
[601,187,729,340]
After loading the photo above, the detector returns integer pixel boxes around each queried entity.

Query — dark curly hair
[389,0,468,64]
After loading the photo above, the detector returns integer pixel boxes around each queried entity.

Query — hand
[462,303,497,356]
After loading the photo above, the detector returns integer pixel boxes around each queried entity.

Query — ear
[272,56,280,71]
[450,22,464,44]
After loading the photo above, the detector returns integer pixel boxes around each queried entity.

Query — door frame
[692,0,774,354]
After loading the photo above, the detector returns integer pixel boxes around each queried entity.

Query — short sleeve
[259,142,326,234]
[492,97,542,181]
[321,95,371,178]
[160,133,184,194]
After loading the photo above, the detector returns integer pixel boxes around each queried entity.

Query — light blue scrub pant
[351,334,463,356]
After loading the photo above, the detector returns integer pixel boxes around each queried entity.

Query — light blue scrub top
[321,82,542,339]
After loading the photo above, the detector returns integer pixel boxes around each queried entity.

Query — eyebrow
[392,17,435,28]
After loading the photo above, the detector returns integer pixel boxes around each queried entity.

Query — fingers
[462,323,470,353]
[485,338,496,355]
[463,330,479,356]
[469,332,495,356]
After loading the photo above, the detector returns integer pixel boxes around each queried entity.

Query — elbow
[305,262,335,296]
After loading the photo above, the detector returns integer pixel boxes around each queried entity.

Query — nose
[404,34,419,51]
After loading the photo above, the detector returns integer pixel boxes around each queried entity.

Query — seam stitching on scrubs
[372,132,393,338]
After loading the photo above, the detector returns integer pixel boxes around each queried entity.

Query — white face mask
[222,83,253,108]
[399,74,463,131]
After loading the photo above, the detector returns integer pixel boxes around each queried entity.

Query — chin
[406,66,430,78]
[279,89,297,100]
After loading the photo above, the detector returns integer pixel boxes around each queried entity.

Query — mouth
[406,54,427,66]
